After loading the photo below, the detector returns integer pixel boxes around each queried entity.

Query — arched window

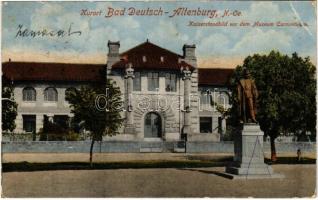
[65,87,76,101]
[217,91,229,106]
[22,87,36,101]
[44,87,58,101]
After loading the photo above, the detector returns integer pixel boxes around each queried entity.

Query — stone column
[36,87,43,107]
[124,63,135,134]
[182,44,199,135]
[58,88,65,107]
[68,113,74,128]
[36,114,44,133]
[222,117,226,133]
[34,114,44,141]
[159,73,165,93]
[212,117,218,132]
[14,114,23,133]
[182,68,192,135]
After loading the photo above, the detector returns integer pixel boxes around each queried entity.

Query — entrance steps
[138,141,186,153]
[173,141,186,153]
[139,142,163,153]
[139,147,163,153]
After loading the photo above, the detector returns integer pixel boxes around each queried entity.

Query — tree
[66,77,123,166]
[230,51,316,161]
[2,76,17,132]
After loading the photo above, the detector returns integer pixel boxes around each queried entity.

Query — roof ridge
[120,41,148,56]
[3,62,104,82]
[120,41,183,57]
[2,61,105,66]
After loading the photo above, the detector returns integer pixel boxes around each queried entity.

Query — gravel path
[2,165,316,197]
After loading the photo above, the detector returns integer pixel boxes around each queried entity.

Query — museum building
[2,40,234,142]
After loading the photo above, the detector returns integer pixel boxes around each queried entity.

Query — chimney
[183,44,196,59]
[107,40,120,74]
[108,40,120,56]
[182,44,196,67]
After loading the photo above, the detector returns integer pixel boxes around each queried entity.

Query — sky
[1,1,317,68]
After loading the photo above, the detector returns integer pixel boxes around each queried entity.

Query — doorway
[144,112,162,138]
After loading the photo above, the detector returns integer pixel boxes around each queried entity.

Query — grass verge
[2,160,229,172]
[2,156,315,172]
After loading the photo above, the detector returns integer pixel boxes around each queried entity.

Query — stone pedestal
[226,123,283,179]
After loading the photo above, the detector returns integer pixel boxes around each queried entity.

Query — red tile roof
[198,68,234,86]
[2,64,234,87]
[112,41,194,70]
[2,62,105,82]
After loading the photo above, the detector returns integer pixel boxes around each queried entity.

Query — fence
[2,141,316,153]
[2,132,91,142]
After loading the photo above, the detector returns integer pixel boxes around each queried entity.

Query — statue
[226,68,281,179]
[237,68,258,123]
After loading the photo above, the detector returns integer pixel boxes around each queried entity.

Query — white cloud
[26,2,141,54]
[120,38,140,50]
[147,20,190,52]
[4,1,314,64]
[231,29,292,55]
[71,26,120,53]
[95,2,113,10]
[197,33,230,55]
[30,3,65,30]
[244,2,295,22]
[112,16,140,29]
[149,21,181,40]
[194,29,204,41]
[37,3,64,16]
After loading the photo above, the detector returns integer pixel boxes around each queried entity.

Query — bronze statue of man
[237,68,258,123]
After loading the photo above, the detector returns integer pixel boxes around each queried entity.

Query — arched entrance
[144,112,162,138]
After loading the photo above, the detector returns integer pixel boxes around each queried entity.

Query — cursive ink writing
[15,23,82,38]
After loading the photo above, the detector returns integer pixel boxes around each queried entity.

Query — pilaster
[182,68,192,135]
[14,114,23,133]
[124,63,135,134]
[36,114,44,133]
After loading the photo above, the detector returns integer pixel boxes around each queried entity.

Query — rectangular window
[148,72,159,91]
[218,117,223,134]
[200,91,207,105]
[53,115,70,129]
[200,117,212,133]
[133,72,141,91]
[200,91,212,106]
[23,115,36,133]
[165,73,177,92]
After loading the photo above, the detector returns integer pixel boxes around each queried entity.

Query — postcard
[1,1,316,198]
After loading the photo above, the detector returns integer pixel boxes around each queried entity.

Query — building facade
[3,40,234,142]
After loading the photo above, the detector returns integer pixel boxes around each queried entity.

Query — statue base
[225,123,284,179]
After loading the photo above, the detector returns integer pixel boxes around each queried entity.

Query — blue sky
[2,1,316,68]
